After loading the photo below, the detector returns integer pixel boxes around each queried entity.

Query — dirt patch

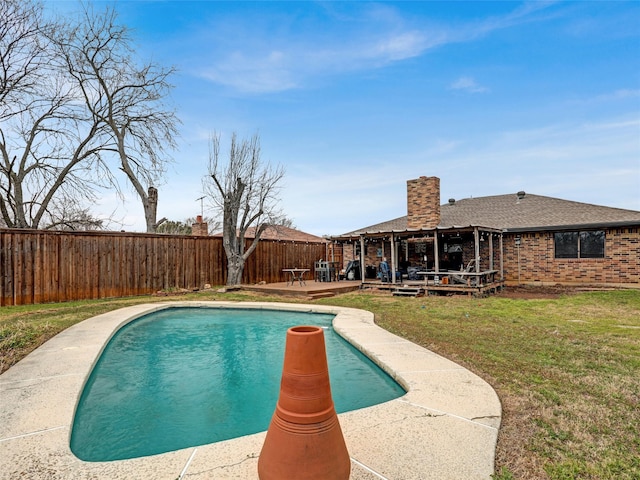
[495,285,625,299]
[496,285,580,299]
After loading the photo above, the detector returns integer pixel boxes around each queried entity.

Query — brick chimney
[407,176,440,229]
[191,215,209,236]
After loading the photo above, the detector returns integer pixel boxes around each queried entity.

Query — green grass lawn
[1,288,639,479]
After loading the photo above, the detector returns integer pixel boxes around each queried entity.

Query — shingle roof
[344,216,408,236]
[342,192,640,235]
[442,193,640,231]
[214,225,326,243]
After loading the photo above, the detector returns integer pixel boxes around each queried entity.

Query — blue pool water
[70,307,405,461]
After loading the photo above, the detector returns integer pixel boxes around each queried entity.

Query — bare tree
[56,5,179,232]
[0,0,47,120]
[0,1,109,228]
[204,132,285,286]
[43,195,105,231]
[0,1,178,231]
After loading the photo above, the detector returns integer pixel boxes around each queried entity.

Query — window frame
[554,230,605,259]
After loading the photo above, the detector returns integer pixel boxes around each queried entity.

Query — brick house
[332,176,640,288]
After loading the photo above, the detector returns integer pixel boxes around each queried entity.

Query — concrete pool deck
[0,301,502,479]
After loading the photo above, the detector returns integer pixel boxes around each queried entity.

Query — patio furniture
[283,268,309,287]
[450,259,477,285]
[449,269,498,287]
[407,266,420,281]
[379,260,391,282]
[379,260,402,283]
[314,261,331,282]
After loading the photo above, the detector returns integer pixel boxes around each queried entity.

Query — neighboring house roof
[213,225,326,243]
[342,193,640,236]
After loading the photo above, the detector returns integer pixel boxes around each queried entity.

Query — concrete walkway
[0,302,501,479]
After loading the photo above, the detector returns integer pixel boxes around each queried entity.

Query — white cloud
[449,76,489,93]
[596,89,640,101]
[197,29,439,94]
[367,31,435,62]
[187,2,557,94]
[200,50,298,93]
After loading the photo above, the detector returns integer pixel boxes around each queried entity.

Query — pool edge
[0,301,502,479]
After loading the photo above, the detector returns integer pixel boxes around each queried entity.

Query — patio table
[283,268,309,287]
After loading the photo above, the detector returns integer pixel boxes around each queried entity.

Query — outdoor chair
[450,259,476,285]
[314,260,330,282]
[407,266,420,280]
[379,260,391,283]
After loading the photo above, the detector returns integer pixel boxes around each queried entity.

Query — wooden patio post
[434,231,440,273]
[473,227,480,272]
[499,234,504,281]
[390,235,397,283]
[489,232,494,271]
[359,236,366,283]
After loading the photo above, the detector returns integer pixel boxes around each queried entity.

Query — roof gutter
[504,220,640,233]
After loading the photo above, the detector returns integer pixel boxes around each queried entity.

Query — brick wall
[460,234,501,272]
[503,228,640,286]
[340,239,392,278]
[407,176,440,229]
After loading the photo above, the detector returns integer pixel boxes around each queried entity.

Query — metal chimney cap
[516,191,526,200]
[448,198,456,205]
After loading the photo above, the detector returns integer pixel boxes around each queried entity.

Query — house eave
[331,219,640,240]
[504,220,640,234]
[329,224,502,242]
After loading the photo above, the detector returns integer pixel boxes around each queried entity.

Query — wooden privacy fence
[0,229,327,306]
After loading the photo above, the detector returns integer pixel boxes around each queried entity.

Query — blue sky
[45,1,640,236]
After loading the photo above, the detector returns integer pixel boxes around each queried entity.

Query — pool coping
[0,301,501,479]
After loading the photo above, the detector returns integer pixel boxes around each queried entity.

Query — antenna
[196,196,205,218]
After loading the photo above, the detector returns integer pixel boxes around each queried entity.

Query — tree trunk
[226,254,244,286]
[145,186,159,233]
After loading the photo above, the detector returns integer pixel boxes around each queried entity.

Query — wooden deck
[242,278,504,300]
[362,279,505,297]
[241,280,362,300]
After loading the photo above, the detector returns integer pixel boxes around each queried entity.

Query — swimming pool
[70,307,405,461]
